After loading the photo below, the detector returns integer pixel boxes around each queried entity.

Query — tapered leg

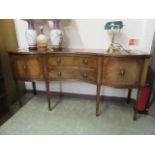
[32,81,37,95]
[15,80,22,107]
[96,84,101,116]
[127,89,132,104]
[133,88,140,121]
[59,81,63,99]
[45,81,51,111]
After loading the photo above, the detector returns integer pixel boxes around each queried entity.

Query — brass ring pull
[56,57,61,64]
[119,69,125,76]
[83,58,88,65]
[58,71,62,77]
[83,72,88,78]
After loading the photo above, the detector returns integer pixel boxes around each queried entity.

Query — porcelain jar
[25,20,37,50]
[50,20,63,49]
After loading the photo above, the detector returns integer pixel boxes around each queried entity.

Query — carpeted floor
[0,95,155,135]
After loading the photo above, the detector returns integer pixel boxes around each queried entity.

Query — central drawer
[46,55,97,69]
[48,68,97,83]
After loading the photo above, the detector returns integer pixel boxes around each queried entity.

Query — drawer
[76,70,97,83]
[48,69,76,80]
[48,68,97,83]
[102,58,143,88]
[11,55,44,80]
[75,56,98,69]
[47,56,74,66]
[46,55,98,69]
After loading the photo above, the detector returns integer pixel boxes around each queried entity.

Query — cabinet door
[11,55,27,80]
[102,57,144,88]
[12,55,44,81]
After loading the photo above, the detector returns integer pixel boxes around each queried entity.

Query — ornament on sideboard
[37,26,48,52]
[24,19,37,50]
[22,19,70,51]
[49,19,63,50]
[104,21,124,54]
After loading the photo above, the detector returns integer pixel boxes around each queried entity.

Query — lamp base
[107,45,121,54]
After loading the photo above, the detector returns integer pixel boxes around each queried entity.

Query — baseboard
[27,90,136,104]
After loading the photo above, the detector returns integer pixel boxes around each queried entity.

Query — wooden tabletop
[7,48,150,58]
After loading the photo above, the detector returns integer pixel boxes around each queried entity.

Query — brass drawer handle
[82,72,88,78]
[56,57,61,64]
[23,65,28,70]
[119,69,126,76]
[83,58,88,65]
[58,71,62,77]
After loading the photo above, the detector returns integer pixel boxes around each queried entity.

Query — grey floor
[0,95,155,135]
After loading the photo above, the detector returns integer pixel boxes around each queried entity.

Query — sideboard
[8,49,150,120]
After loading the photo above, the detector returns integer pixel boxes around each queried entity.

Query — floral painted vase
[50,19,63,49]
[25,20,37,50]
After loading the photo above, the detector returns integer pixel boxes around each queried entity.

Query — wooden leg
[96,84,101,116]
[32,81,37,95]
[45,81,51,111]
[59,81,62,99]
[133,88,140,121]
[127,89,132,104]
[14,80,22,107]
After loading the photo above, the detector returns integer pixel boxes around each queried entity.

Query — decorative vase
[37,26,48,51]
[25,20,37,50]
[50,19,63,50]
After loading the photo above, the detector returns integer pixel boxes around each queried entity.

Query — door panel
[102,57,144,88]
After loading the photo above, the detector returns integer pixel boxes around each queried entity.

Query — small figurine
[37,26,48,51]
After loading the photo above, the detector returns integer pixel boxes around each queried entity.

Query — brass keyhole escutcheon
[83,58,88,65]
[83,72,88,78]
[23,65,28,71]
[119,69,125,77]
[58,71,62,77]
[56,57,61,64]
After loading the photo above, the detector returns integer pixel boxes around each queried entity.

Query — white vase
[25,29,37,50]
[50,29,63,49]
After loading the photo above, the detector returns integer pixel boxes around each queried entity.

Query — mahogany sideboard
[8,49,150,120]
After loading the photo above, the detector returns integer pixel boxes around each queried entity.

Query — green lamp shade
[105,21,123,30]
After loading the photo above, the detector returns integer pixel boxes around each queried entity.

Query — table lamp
[105,21,124,53]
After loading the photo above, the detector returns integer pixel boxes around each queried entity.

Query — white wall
[14,19,155,98]
[61,19,146,50]
[141,19,155,52]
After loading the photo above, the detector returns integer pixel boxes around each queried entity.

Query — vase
[50,20,63,49]
[25,20,37,50]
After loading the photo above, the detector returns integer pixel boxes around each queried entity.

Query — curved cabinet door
[102,57,144,88]
[11,55,44,81]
